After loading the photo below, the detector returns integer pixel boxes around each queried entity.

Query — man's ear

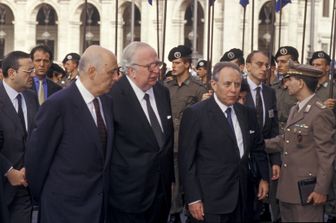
[88,66,96,79]
[7,68,16,80]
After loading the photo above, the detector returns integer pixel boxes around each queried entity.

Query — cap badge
[317,52,325,58]
[174,52,181,59]
[227,52,235,60]
[280,48,288,55]
[66,55,73,60]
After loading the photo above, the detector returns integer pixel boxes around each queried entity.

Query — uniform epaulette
[315,101,326,109]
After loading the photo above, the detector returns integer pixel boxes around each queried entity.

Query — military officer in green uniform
[265,62,336,222]
[196,59,211,91]
[164,45,207,223]
[309,51,336,109]
[272,46,298,134]
[310,51,336,222]
[62,53,80,87]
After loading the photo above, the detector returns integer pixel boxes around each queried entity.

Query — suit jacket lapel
[0,82,25,134]
[208,97,237,145]
[71,85,104,157]
[234,104,248,156]
[286,96,317,127]
[153,85,168,143]
[101,96,113,168]
[120,77,159,149]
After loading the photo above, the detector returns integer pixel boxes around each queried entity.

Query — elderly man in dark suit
[0,51,39,223]
[265,63,336,222]
[30,45,62,105]
[108,41,174,223]
[25,45,119,223]
[179,62,269,223]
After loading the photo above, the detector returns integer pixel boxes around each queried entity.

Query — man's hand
[188,201,204,221]
[271,165,280,180]
[201,90,213,101]
[307,192,327,205]
[257,179,269,200]
[324,98,336,109]
[6,167,28,187]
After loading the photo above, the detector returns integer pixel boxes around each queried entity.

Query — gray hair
[212,62,241,81]
[121,41,155,72]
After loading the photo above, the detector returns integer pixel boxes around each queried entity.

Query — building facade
[0,0,332,65]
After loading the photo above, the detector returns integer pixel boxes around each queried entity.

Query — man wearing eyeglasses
[164,45,207,223]
[244,50,281,222]
[108,42,174,223]
[25,46,118,223]
[0,51,39,223]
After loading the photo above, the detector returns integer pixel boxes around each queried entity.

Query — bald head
[78,45,119,96]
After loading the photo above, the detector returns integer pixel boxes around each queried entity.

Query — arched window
[0,4,14,59]
[122,2,141,49]
[80,4,100,52]
[184,1,204,58]
[258,1,275,52]
[36,4,58,57]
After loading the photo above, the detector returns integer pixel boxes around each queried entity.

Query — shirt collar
[3,80,20,101]
[126,75,155,101]
[247,76,263,91]
[298,93,315,111]
[33,76,46,84]
[75,78,95,104]
[214,93,234,114]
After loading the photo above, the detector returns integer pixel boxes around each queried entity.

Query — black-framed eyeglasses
[132,61,164,71]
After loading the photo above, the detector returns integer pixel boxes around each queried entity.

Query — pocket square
[167,115,172,119]
[249,130,255,134]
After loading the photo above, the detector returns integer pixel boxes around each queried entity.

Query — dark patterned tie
[16,94,27,138]
[144,93,164,148]
[255,86,264,129]
[93,98,107,156]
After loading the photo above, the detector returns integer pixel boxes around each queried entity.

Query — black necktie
[144,93,164,148]
[93,98,107,156]
[255,86,263,129]
[16,94,27,137]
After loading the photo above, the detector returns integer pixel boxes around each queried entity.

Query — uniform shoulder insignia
[315,101,326,109]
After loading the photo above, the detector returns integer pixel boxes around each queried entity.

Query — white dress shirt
[126,75,163,131]
[75,79,106,126]
[214,93,244,158]
[3,80,28,131]
[247,76,265,126]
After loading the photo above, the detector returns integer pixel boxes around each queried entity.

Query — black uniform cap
[220,48,244,62]
[196,60,208,69]
[62,53,80,64]
[275,46,299,62]
[309,51,331,65]
[168,45,192,61]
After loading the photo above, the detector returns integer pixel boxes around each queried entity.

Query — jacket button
[283,163,287,167]
[287,128,290,132]
[286,140,289,143]
[284,151,288,155]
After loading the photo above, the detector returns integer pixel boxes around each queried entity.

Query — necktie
[93,98,107,156]
[255,86,263,129]
[38,80,45,105]
[16,94,27,137]
[225,107,235,133]
[144,93,164,148]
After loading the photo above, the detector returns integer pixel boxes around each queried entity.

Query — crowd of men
[0,41,335,223]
